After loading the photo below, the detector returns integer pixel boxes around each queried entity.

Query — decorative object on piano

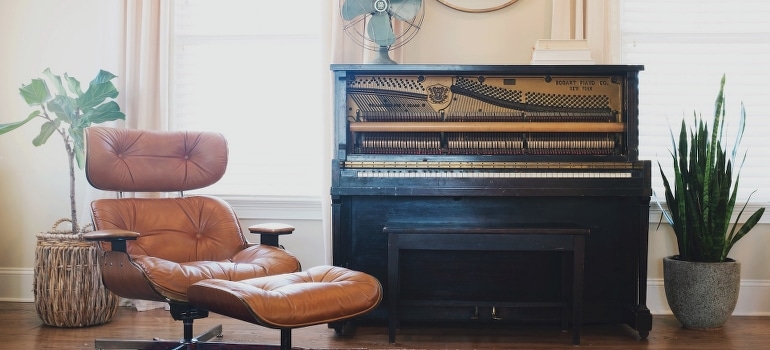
[658,75,765,329]
[0,68,125,327]
[530,39,595,65]
[340,0,424,64]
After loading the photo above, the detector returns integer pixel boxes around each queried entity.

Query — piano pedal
[491,306,502,321]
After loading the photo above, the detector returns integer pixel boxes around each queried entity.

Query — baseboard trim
[647,278,770,316]
[4,268,770,316]
[0,268,34,302]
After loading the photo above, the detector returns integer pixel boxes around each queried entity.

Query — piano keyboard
[356,169,632,178]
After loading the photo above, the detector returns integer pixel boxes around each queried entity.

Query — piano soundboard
[344,72,629,158]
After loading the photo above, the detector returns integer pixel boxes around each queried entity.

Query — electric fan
[340,0,424,64]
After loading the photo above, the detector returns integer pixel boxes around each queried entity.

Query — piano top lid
[330,64,645,75]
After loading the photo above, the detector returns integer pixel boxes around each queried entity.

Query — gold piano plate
[346,74,623,122]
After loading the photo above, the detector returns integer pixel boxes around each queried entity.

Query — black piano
[330,64,652,338]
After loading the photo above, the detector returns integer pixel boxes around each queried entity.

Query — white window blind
[171,0,323,197]
[621,0,770,203]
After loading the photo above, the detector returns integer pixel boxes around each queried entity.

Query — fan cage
[340,0,425,51]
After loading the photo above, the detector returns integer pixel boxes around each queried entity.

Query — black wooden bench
[385,225,589,345]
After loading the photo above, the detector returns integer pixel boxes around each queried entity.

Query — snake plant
[659,75,764,262]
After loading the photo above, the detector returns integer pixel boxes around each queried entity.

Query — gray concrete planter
[663,255,740,329]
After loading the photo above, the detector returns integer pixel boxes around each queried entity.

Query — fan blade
[388,0,422,22]
[341,0,375,20]
[367,12,396,47]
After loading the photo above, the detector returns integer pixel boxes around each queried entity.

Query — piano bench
[384,225,589,345]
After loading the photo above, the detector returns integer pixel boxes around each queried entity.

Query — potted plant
[0,68,126,327]
[659,74,765,329]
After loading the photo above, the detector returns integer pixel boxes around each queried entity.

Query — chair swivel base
[94,303,222,350]
[94,324,222,350]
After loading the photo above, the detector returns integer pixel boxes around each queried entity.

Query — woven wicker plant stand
[33,219,119,327]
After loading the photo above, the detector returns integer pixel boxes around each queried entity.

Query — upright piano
[330,64,651,338]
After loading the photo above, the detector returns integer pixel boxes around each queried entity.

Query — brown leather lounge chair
[82,127,381,350]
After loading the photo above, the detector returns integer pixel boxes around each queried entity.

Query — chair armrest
[248,223,294,247]
[82,229,140,252]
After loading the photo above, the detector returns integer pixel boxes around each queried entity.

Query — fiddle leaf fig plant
[0,68,125,234]
[659,74,764,262]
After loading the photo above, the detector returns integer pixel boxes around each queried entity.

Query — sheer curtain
[123,0,170,131]
[109,0,170,311]
[330,2,367,63]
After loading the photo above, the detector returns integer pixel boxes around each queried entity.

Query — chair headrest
[85,127,228,192]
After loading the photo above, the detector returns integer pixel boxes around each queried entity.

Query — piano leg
[623,305,652,339]
[630,196,652,339]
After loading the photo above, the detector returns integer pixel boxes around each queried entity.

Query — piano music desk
[385,225,589,345]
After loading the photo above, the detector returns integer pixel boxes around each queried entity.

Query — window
[621,0,770,203]
[171,0,323,198]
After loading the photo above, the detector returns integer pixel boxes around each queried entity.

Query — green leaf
[76,70,119,110]
[32,120,60,146]
[77,81,118,110]
[90,69,118,85]
[723,206,765,261]
[47,95,79,123]
[19,78,51,106]
[42,68,67,97]
[81,101,126,125]
[64,73,83,96]
[0,111,40,135]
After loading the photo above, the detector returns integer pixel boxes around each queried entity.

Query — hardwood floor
[1,302,767,349]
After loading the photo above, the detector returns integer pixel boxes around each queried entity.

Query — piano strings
[346,74,624,157]
[356,132,616,155]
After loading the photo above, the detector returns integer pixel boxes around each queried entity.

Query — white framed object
[436,0,519,13]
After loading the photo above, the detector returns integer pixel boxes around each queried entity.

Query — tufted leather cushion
[187,265,383,328]
[85,127,228,192]
[91,196,248,262]
[90,195,302,302]
[126,246,301,302]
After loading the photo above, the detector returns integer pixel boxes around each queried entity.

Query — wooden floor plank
[1,302,767,349]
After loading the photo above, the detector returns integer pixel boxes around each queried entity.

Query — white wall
[0,0,124,301]
[403,0,552,64]
[1,0,768,316]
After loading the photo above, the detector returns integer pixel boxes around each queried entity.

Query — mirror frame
[436,0,519,13]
